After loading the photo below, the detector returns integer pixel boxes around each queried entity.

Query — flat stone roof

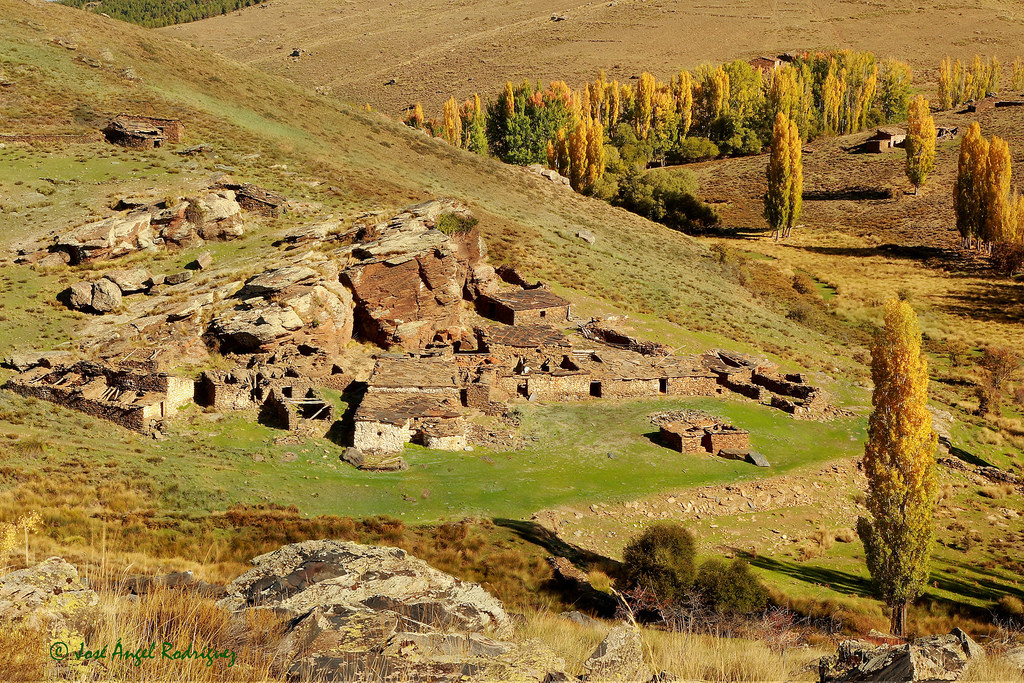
[486,288,569,312]
[354,392,462,425]
[481,325,569,349]
[367,356,460,389]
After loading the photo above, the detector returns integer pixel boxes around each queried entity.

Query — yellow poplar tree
[585,118,605,190]
[1013,57,1024,92]
[955,122,988,248]
[442,96,462,147]
[857,298,937,638]
[568,118,589,191]
[676,70,693,138]
[905,95,936,194]
[635,72,656,139]
[938,57,953,110]
[609,80,621,128]
[785,117,802,239]
[764,113,792,241]
[983,136,1012,248]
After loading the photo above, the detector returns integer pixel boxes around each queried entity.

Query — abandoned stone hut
[5,360,193,432]
[748,56,782,73]
[224,183,287,217]
[865,127,906,153]
[260,384,334,437]
[103,115,182,149]
[659,415,750,455]
[967,96,998,113]
[480,288,570,325]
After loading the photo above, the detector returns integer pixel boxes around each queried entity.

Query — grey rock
[194,251,213,270]
[238,265,317,298]
[0,557,98,631]
[577,230,596,244]
[583,625,646,682]
[746,451,770,467]
[1,351,73,372]
[718,448,749,461]
[103,266,151,293]
[211,305,304,351]
[90,278,122,312]
[219,540,509,634]
[560,610,600,628]
[146,273,166,287]
[68,281,93,310]
[165,271,193,285]
[818,629,985,682]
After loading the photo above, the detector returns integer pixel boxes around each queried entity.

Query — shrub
[992,241,1024,276]
[615,168,719,233]
[436,212,478,236]
[998,594,1024,619]
[979,484,1014,499]
[946,337,971,367]
[619,524,697,603]
[792,273,817,295]
[671,137,720,162]
[786,301,816,324]
[693,559,768,614]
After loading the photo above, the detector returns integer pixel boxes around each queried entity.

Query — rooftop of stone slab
[485,288,569,311]
[368,356,460,389]
[481,325,569,349]
[354,391,462,424]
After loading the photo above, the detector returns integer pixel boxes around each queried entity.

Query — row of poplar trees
[407,50,911,196]
[937,54,1024,111]
[955,122,1024,262]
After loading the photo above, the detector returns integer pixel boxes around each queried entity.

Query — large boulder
[211,305,304,352]
[192,190,244,240]
[340,199,484,349]
[583,625,647,682]
[54,212,154,264]
[89,278,123,312]
[103,266,151,294]
[818,629,985,682]
[238,266,318,298]
[219,541,563,682]
[68,281,93,310]
[0,557,98,631]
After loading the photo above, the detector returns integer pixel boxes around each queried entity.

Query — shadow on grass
[803,186,893,201]
[744,553,874,598]
[325,382,366,449]
[494,518,621,617]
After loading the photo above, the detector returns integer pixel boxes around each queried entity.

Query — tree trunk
[890,600,908,637]
[914,184,919,196]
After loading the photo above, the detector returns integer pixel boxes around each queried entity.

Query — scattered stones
[818,628,985,682]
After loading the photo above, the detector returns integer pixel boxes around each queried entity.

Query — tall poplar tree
[938,57,953,110]
[905,95,936,194]
[857,299,937,638]
[955,122,988,248]
[635,72,656,140]
[442,96,462,147]
[764,113,792,241]
[785,117,802,239]
[984,136,1012,248]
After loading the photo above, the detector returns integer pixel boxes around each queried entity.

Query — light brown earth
[163,0,1024,115]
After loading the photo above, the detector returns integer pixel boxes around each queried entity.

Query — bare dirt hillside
[163,0,1024,114]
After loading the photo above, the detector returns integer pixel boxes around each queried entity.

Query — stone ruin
[652,410,768,467]
[3,195,833,458]
[5,359,193,433]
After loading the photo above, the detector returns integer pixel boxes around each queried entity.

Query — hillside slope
[161,0,1024,115]
[1,0,851,367]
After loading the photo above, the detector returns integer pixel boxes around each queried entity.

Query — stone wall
[526,373,590,401]
[6,382,148,431]
[509,306,569,326]
[353,420,414,454]
[660,426,705,454]
[704,430,750,453]
[665,375,721,396]
[722,377,763,400]
[598,378,660,399]
[752,370,816,399]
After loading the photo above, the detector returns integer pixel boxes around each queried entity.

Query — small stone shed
[657,413,750,455]
[748,56,782,73]
[261,384,333,436]
[865,127,906,153]
[353,392,465,454]
[480,288,570,325]
[223,183,287,217]
[103,115,183,149]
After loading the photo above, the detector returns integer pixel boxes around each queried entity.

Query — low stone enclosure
[653,410,768,467]
[103,115,183,149]
[4,197,831,458]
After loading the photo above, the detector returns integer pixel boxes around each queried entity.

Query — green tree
[905,95,936,194]
[878,58,912,123]
[619,524,696,602]
[857,299,937,637]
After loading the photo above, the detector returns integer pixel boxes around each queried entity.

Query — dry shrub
[792,272,817,295]
[977,427,1003,446]
[0,623,49,681]
[935,483,957,506]
[979,484,1015,500]
[997,595,1024,619]
[834,528,857,543]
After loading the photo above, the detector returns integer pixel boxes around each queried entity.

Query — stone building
[261,384,334,437]
[224,183,287,217]
[658,413,750,455]
[5,361,193,432]
[865,127,907,153]
[480,288,570,325]
[103,115,182,149]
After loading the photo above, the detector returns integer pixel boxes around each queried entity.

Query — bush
[693,559,768,614]
[992,241,1024,276]
[619,524,696,603]
[436,212,478,236]
[998,594,1024,619]
[615,168,719,233]
[946,337,971,367]
[792,272,817,295]
[671,137,720,163]
[786,301,816,324]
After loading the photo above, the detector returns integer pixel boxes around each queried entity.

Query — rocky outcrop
[192,190,244,241]
[103,266,151,294]
[340,199,488,349]
[0,557,98,631]
[53,212,155,264]
[211,262,353,353]
[583,625,647,682]
[219,541,563,682]
[818,629,985,682]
